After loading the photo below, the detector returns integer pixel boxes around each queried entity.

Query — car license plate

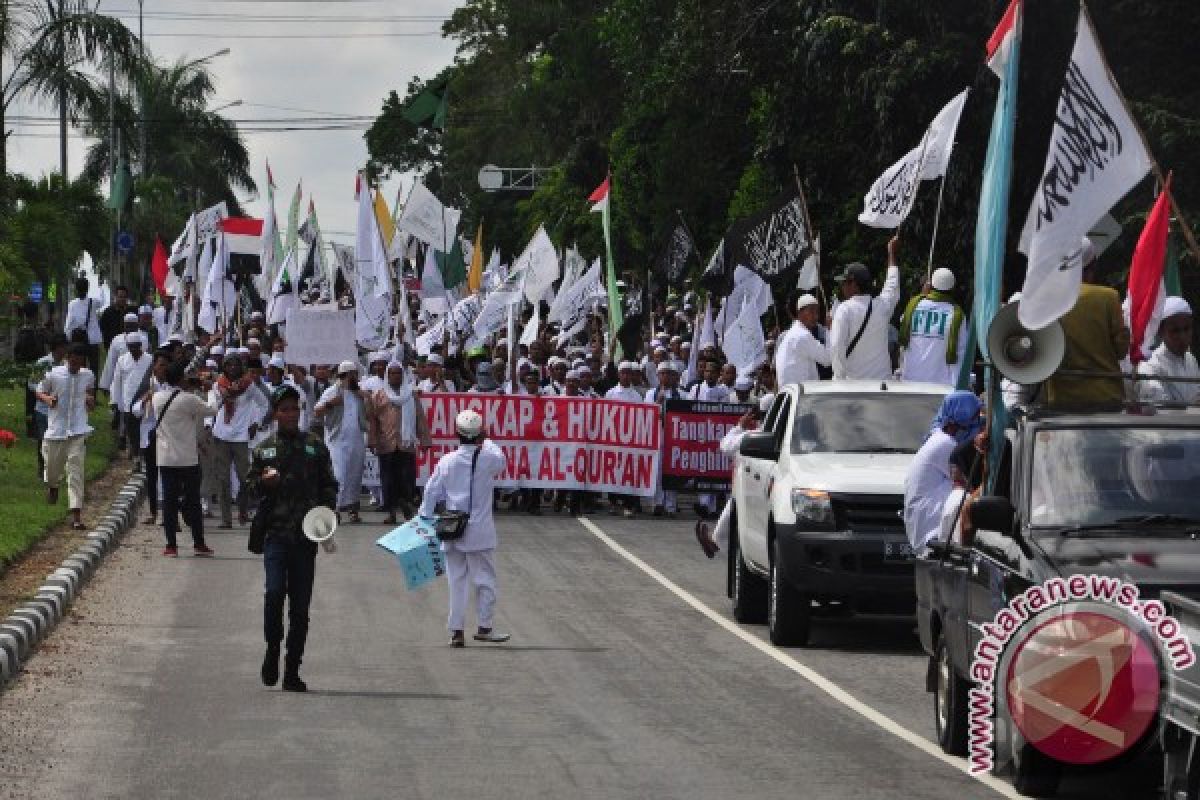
[883,542,916,561]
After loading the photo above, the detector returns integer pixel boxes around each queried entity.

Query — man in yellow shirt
[1043,238,1131,409]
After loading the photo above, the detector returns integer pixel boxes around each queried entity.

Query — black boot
[261,643,280,687]
[282,656,306,692]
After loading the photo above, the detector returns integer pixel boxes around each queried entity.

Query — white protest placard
[284,307,359,366]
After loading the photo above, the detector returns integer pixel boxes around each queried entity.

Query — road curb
[0,468,145,689]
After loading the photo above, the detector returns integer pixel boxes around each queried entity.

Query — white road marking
[577,517,1021,799]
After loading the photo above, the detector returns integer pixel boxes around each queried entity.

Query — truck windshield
[790,393,946,455]
[1030,428,1200,529]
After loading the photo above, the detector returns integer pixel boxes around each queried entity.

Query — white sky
[6,0,461,244]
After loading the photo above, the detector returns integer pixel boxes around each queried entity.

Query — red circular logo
[1005,610,1161,765]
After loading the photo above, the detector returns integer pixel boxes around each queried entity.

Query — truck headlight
[791,489,835,528]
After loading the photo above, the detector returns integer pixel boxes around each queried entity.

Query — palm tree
[81,55,256,284]
[0,0,140,178]
[82,55,255,209]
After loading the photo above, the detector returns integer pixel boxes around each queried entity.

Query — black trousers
[377,449,416,514]
[122,412,141,458]
[160,465,206,548]
[142,433,158,515]
[264,537,317,667]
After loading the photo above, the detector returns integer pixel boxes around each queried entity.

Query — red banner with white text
[416,394,662,497]
[661,399,750,492]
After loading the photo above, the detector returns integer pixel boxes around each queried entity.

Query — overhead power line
[142,31,445,39]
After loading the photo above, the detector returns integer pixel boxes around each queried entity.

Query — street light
[183,48,231,70]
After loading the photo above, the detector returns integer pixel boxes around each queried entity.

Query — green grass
[0,386,116,567]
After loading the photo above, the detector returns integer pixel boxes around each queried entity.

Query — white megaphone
[302,506,338,553]
[987,303,1066,385]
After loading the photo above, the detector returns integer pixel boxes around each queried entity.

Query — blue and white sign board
[29,282,42,302]
[375,517,445,591]
[116,231,135,254]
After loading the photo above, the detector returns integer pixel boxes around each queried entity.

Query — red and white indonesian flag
[219,216,263,256]
[1124,176,1173,363]
[1017,8,1152,330]
[588,176,610,213]
[986,0,1021,77]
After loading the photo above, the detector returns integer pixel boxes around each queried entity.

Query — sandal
[347,511,362,524]
[71,521,87,531]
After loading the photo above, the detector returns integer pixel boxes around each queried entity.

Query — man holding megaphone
[246,385,339,692]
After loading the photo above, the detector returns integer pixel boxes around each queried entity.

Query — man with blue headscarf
[903,390,983,550]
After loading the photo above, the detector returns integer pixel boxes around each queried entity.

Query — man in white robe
[315,361,369,522]
[1138,296,1200,405]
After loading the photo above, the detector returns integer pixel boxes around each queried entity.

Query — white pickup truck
[729,381,949,645]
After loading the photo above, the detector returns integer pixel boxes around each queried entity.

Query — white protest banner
[168,201,227,266]
[415,317,446,357]
[1017,9,1151,330]
[722,299,767,375]
[859,89,969,229]
[513,225,559,304]
[420,245,450,315]
[470,264,526,346]
[284,307,358,366]
[363,451,380,488]
[416,394,661,496]
[396,182,462,249]
[447,294,482,342]
[548,257,601,324]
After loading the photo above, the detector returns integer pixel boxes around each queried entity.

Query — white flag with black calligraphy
[1017,10,1151,330]
[859,89,969,229]
[723,300,768,376]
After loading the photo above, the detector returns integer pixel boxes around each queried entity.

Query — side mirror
[971,496,1016,535]
[740,431,780,461]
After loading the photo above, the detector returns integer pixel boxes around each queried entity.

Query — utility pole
[138,0,145,175]
[57,0,66,182]
[109,53,118,287]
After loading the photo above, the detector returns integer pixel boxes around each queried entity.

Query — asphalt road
[0,508,1162,799]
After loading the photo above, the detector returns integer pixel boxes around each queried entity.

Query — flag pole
[792,164,827,310]
[1079,2,1200,266]
[925,175,948,283]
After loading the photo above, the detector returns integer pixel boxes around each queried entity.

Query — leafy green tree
[80,55,254,286]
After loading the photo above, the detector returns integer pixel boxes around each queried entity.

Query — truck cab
[729,380,949,645]
[916,407,1200,796]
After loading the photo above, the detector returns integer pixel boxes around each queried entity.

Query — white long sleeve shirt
[689,381,731,402]
[99,331,136,391]
[605,385,643,403]
[903,430,956,549]
[131,377,169,449]
[419,440,508,552]
[64,297,103,344]
[900,297,968,386]
[1137,344,1200,405]
[111,352,152,413]
[209,387,269,442]
[830,266,901,380]
[38,366,95,439]
[775,321,831,387]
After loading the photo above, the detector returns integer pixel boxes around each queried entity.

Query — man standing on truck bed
[1043,237,1131,409]
[829,236,902,380]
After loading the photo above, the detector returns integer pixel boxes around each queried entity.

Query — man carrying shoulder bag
[419,409,510,648]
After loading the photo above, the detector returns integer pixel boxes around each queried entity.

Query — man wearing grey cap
[829,236,902,380]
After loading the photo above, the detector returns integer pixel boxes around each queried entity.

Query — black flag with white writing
[726,193,814,287]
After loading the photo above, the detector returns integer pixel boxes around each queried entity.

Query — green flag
[107,155,131,211]
[435,238,466,288]
[588,175,624,359]
[402,76,449,131]
[1165,232,1182,297]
